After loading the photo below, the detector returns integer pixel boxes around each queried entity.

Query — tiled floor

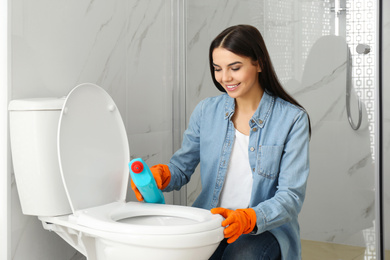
[302,240,390,260]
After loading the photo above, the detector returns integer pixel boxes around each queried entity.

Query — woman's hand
[211,207,257,243]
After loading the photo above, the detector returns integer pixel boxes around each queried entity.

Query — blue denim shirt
[164,91,310,260]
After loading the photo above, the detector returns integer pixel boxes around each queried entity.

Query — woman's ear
[256,62,262,73]
[253,60,262,73]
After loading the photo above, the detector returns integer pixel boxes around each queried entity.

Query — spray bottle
[129,158,165,204]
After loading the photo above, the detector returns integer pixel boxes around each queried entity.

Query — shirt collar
[224,91,275,129]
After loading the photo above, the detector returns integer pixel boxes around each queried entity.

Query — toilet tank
[9,98,72,216]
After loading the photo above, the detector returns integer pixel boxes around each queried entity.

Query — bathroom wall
[10,0,179,259]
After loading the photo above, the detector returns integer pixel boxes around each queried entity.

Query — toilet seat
[40,202,224,254]
[76,202,223,235]
[57,83,130,213]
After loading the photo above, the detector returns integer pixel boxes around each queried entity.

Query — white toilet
[9,83,224,260]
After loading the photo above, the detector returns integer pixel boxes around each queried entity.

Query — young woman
[131,24,310,260]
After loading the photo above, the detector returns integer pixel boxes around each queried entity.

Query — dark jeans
[209,231,281,260]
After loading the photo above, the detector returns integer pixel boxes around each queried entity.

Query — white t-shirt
[218,129,253,210]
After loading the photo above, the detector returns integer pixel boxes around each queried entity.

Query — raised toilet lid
[58,83,130,214]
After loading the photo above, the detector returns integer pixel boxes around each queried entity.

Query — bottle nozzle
[131,161,144,173]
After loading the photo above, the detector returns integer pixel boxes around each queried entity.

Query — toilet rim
[39,213,225,250]
[76,202,224,235]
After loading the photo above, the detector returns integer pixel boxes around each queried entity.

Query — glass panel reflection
[185,0,382,258]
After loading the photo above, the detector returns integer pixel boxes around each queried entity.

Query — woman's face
[212,47,261,100]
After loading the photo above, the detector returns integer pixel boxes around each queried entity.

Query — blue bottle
[129,158,165,204]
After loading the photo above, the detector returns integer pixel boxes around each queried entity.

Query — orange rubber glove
[130,164,171,202]
[211,207,257,243]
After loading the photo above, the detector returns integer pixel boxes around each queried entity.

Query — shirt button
[259,119,263,124]
[226,112,229,116]
[252,127,258,132]
[250,147,255,152]
[251,119,255,123]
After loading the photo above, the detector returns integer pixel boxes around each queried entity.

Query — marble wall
[10,0,178,259]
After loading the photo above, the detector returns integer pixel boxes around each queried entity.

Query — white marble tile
[123,0,174,203]
[12,0,127,99]
[10,0,175,258]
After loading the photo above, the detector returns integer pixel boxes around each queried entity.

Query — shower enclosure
[183,0,388,259]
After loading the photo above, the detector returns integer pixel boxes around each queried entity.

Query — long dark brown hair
[209,24,311,134]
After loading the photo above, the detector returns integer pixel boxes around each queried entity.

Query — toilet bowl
[39,202,223,260]
[9,83,224,260]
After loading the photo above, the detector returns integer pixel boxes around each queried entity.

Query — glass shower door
[295,0,380,258]
[184,0,384,258]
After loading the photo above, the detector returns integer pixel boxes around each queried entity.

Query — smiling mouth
[226,83,240,91]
